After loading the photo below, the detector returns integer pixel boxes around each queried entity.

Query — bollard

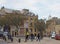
[18,38,21,43]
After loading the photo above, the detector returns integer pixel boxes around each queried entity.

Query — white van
[51,32,56,39]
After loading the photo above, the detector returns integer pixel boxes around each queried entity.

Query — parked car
[55,34,60,40]
[51,32,56,39]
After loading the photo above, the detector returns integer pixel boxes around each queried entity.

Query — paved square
[0,37,60,44]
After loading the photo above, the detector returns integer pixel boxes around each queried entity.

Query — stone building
[46,17,60,35]
[18,9,38,36]
[0,7,38,36]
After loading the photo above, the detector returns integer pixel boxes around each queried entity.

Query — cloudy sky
[0,0,60,19]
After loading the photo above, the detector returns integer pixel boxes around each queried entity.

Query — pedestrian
[3,24,11,33]
[25,32,29,42]
[30,33,34,41]
[34,33,36,39]
[36,32,41,41]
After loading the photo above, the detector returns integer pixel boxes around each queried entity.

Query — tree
[0,16,6,26]
[39,19,46,31]
[35,19,46,38]
[0,16,3,26]
[2,12,24,36]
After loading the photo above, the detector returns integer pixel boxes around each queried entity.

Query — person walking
[25,32,29,42]
[34,33,36,40]
[30,33,34,41]
[36,32,41,41]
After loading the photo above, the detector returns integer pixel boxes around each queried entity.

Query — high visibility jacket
[27,32,29,35]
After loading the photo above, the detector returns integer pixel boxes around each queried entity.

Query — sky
[0,0,60,19]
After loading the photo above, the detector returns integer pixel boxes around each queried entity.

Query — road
[0,37,60,44]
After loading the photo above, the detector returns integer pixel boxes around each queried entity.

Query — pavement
[0,39,8,44]
[0,37,60,44]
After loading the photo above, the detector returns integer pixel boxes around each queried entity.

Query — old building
[19,9,38,36]
[46,17,60,35]
[0,7,38,36]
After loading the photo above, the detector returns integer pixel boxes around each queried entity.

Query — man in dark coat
[30,33,34,41]
[37,32,41,41]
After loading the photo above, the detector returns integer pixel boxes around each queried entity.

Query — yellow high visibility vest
[27,32,29,35]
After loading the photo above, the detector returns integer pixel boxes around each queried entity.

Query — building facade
[18,9,38,36]
[0,7,38,36]
[46,17,60,36]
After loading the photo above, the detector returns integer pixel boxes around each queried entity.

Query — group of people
[2,24,43,42]
[25,32,41,42]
